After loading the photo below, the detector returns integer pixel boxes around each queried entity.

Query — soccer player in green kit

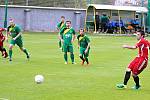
[59,21,76,64]
[77,29,90,65]
[57,16,66,49]
[6,19,30,61]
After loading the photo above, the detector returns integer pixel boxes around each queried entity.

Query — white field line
[0,98,8,100]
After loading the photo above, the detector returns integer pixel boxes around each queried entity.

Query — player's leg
[84,49,90,65]
[132,74,140,90]
[59,40,62,49]
[2,47,8,58]
[63,45,68,64]
[8,39,15,61]
[17,39,30,59]
[123,68,131,86]
[9,44,14,61]
[116,68,131,89]
[117,57,138,89]
[20,47,30,59]
[0,46,3,56]
[132,58,147,89]
[79,48,85,65]
[69,45,75,64]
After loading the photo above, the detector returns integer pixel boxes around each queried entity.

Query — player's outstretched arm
[72,34,76,43]
[85,43,90,54]
[122,45,137,49]
[58,33,64,43]
[5,28,9,42]
[13,32,22,40]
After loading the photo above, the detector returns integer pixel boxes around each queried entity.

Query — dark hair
[79,28,84,32]
[66,20,71,23]
[61,16,65,18]
[137,30,145,37]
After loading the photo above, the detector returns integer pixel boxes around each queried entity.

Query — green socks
[64,53,68,62]
[59,40,62,48]
[85,57,89,64]
[70,53,74,63]
[23,48,29,56]
[9,49,12,59]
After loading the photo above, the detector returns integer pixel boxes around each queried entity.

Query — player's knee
[70,52,74,55]
[79,54,82,57]
[126,68,131,72]
[132,74,138,77]
[20,47,24,51]
[64,52,67,55]
[9,45,13,50]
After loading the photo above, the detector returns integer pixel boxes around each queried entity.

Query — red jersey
[136,38,150,59]
[0,28,5,45]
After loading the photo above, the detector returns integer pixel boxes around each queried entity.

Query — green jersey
[77,34,90,48]
[101,16,109,24]
[57,22,66,30]
[8,25,22,39]
[60,27,75,45]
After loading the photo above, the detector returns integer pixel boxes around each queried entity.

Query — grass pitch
[0,32,150,100]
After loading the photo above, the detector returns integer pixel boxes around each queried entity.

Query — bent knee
[126,68,131,72]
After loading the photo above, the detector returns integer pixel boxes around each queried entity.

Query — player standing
[59,21,76,64]
[77,29,90,65]
[6,19,30,61]
[0,28,8,58]
[117,31,150,90]
[57,16,66,49]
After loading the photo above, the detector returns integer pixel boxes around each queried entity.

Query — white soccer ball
[34,75,44,84]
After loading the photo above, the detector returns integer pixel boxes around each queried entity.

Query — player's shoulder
[57,22,61,25]
[70,27,75,30]
[84,34,90,38]
[77,34,81,39]
[15,25,20,28]
[7,25,11,29]
[139,38,149,44]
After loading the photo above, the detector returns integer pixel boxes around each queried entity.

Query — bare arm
[13,32,22,40]
[85,42,90,54]
[71,34,76,43]
[58,33,64,43]
[122,45,137,49]
[86,43,91,50]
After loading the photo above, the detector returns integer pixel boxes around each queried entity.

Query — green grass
[0,32,150,100]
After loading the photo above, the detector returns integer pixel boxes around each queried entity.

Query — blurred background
[0,0,148,8]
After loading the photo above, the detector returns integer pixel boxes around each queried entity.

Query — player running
[57,16,66,49]
[59,20,76,64]
[117,31,150,90]
[77,29,90,65]
[0,28,8,58]
[6,19,30,61]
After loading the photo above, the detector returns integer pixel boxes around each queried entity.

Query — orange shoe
[81,60,85,65]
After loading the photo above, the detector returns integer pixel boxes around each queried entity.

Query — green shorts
[80,47,90,57]
[10,38,23,48]
[63,44,73,53]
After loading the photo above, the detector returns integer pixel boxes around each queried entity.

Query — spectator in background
[106,20,114,34]
[100,13,109,33]
[95,12,100,33]
[120,18,127,34]
[131,19,140,32]
[116,18,127,34]
[112,20,118,33]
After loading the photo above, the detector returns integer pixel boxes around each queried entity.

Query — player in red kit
[0,28,8,58]
[117,31,150,90]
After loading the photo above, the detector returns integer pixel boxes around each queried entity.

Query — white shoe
[72,62,77,64]
[65,62,68,64]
